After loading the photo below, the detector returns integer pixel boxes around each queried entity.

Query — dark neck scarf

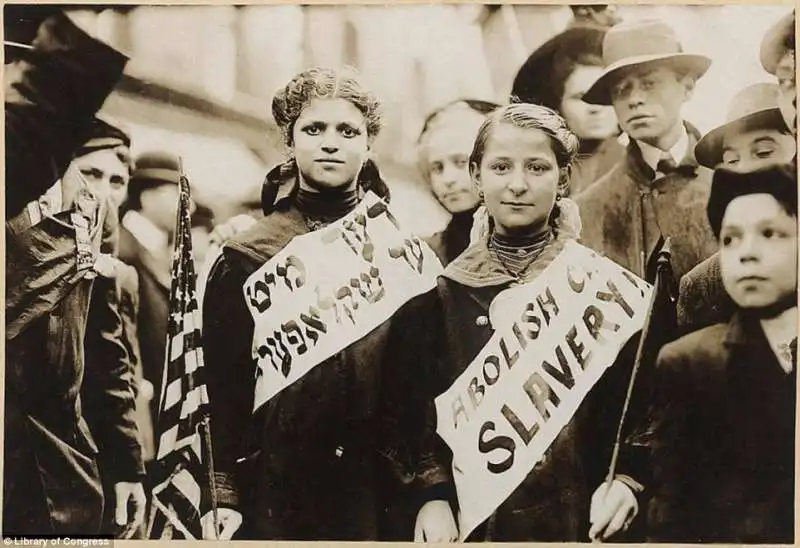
[578,138,603,157]
[489,229,554,277]
[296,187,360,229]
[444,207,478,262]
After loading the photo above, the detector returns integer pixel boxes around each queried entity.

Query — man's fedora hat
[760,10,795,76]
[583,19,712,105]
[695,83,789,168]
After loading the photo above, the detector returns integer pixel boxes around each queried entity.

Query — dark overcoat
[626,312,795,543]
[382,234,639,542]
[575,125,717,282]
[203,180,404,540]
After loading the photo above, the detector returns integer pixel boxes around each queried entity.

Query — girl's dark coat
[382,235,638,542]
[203,180,400,540]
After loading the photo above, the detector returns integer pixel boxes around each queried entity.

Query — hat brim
[694,108,788,168]
[760,11,794,75]
[583,53,712,105]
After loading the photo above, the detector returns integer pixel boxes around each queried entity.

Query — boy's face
[609,65,693,146]
[720,128,797,172]
[719,193,797,309]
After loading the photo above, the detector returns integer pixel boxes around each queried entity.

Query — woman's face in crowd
[719,193,797,309]
[610,66,692,146]
[63,148,130,208]
[775,50,796,135]
[560,65,618,141]
[475,123,561,237]
[720,128,797,172]
[292,98,369,191]
[422,111,485,214]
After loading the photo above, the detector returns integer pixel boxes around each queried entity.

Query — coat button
[335,446,344,458]
[476,315,489,327]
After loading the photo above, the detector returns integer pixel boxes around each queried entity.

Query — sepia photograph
[3,1,797,543]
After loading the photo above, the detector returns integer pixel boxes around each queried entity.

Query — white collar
[122,210,168,254]
[636,125,690,173]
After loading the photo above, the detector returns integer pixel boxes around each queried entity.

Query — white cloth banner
[244,191,443,412]
[434,241,653,540]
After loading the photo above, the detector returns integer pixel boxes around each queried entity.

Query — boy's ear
[681,74,697,102]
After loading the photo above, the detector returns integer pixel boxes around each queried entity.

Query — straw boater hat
[694,83,789,168]
[760,10,795,75]
[583,19,712,105]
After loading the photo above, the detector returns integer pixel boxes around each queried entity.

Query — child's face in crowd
[560,64,619,141]
[610,65,693,147]
[775,50,796,134]
[474,123,561,237]
[63,148,130,208]
[719,193,797,309]
[422,111,484,214]
[720,128,797,172]
[292,98,369,191]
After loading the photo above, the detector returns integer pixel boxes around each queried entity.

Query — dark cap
[707,164,797,238]
[511,26,607,109]
[128,151,181,209]
[77,116,132,158]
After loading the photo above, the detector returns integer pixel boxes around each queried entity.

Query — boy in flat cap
[619,165,796,543]
[119,151,184,426]
[677,83,796,333]
[575,19,717,282]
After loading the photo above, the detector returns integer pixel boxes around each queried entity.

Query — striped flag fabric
[148,166,216,539]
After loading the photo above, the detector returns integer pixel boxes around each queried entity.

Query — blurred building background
[69,3,792,236]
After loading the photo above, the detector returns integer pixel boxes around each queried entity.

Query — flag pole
[200,417,221,538]
[605,238,673,484]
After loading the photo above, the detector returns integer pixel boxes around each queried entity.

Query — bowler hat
[583,20,712,105]
[706,164,797,238]
[695,83,789,168]
[760,11,795,75]
[511,26,607,108]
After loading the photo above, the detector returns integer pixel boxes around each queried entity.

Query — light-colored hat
[694,83,788,168]
[760,11,795,75]
[583,19,711,105]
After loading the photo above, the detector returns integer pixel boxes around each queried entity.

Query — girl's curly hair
[272,66,383,148]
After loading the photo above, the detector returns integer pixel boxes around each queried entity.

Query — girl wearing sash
[202,67,396,540]
[382,103,640,542]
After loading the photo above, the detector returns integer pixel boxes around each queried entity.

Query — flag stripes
[148,167,215,539]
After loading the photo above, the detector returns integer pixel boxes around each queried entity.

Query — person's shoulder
[658,322,728,371]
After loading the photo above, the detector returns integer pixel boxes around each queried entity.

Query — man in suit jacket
[119,152,183,424]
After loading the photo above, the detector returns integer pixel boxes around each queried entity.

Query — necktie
[656,154,679,176]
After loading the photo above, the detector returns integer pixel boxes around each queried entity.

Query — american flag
[148,167,216,539]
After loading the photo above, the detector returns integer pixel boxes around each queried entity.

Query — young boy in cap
[575,19,718,282]
[611,165,796,543]
[677,83,796,333]
[761,10,796,135]
[119,151,184,426]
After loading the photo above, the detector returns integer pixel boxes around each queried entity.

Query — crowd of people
[3,4,796,544]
